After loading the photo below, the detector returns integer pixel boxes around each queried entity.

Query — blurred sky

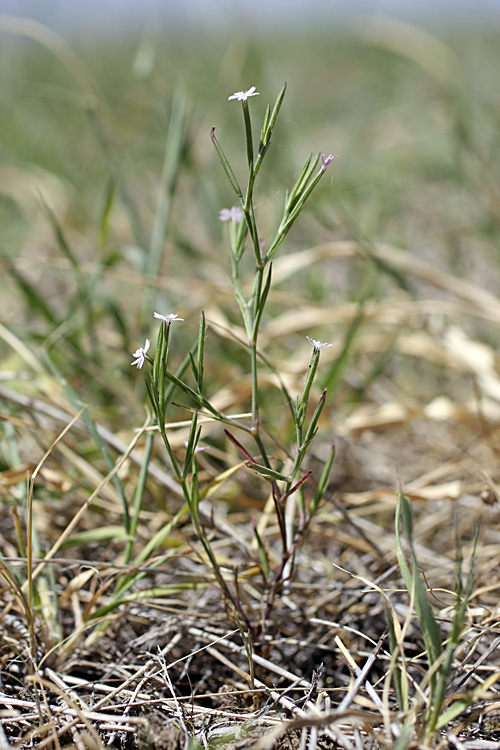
[1,0,500,33]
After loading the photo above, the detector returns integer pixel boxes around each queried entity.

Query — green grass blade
[309,440,335,517]
[246,462,288,482]
[196,311,206,395]
[7,266,59,326]
[41,198,79,269]
[123,429,155,566]
[134,504,189,565]
[143,89,189,315]
[46,356,131,535]
[395,491,442,670]
[427,524,479,733]
[321,302,365,393]
[385,607,409,712]
[97,176,116,250]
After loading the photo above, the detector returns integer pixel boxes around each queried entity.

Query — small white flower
[219,206,243,223]
[228,86,259,102]
[131,339,150,369]
[153,312,184,323]
[306,336,332,350]
[184,441,209,453]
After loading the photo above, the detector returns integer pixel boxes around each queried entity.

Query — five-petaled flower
[219,206,243,224]
[321,154,334,169]
[131,339,150,369]
[153,312,184,323]
[306,336,332,350]
[228,86,259,102]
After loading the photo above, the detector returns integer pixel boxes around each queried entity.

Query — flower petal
[219,206,243,223]
[228,86,260,102]
[153,313,184,323]
[306,336,332,349]
[131,338,151,368]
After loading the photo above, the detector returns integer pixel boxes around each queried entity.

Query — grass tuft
[1,17,500,750]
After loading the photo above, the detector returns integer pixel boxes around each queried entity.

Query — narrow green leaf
[91,579,204,619]
[196,311,206,395]
[385,608,409,712]
[265,82,287,142]
[246,462,288,482]
[143,89,188,318]
[188,351,199,383]
[61,526,127,548]
[395,491,442,670]
[322,302,365,393]
[190,454,200,522]
[434,672,500,731]
[253,264,272,338]
[164,369,201,402]
[8,266,59,325]
[105,298,130,352]
[211,127,243,200]
[303,389,327,446]
[153,317,165,387]
[242,100,254,171]
[42,199,79,269]
[259,103,271,150]
[309,441,335,517]
[183,413,200,480]
[286,153,314,209]
[296,349,320,426]
[254,82,287,174]
[135,504,189,565]
[145,374,160,421]
[123,429,154,566]
[98,176,116,250]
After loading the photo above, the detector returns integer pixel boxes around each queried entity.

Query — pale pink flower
[184,441,209,453]
[228,86,259,102]
[321,154,334,169]
[153,313,184,323]
[306,336,332,350]
[219,206,243,223]
[131,339,150,369]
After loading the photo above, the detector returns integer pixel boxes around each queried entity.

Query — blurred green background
[1,9,500,428]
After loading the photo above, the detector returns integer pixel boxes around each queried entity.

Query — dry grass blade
[3,27,500,750]
[272,242,500,322]
[29,416,150,581]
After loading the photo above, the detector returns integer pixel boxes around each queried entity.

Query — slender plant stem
[250,343,260,429]
[123,429,154,565]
